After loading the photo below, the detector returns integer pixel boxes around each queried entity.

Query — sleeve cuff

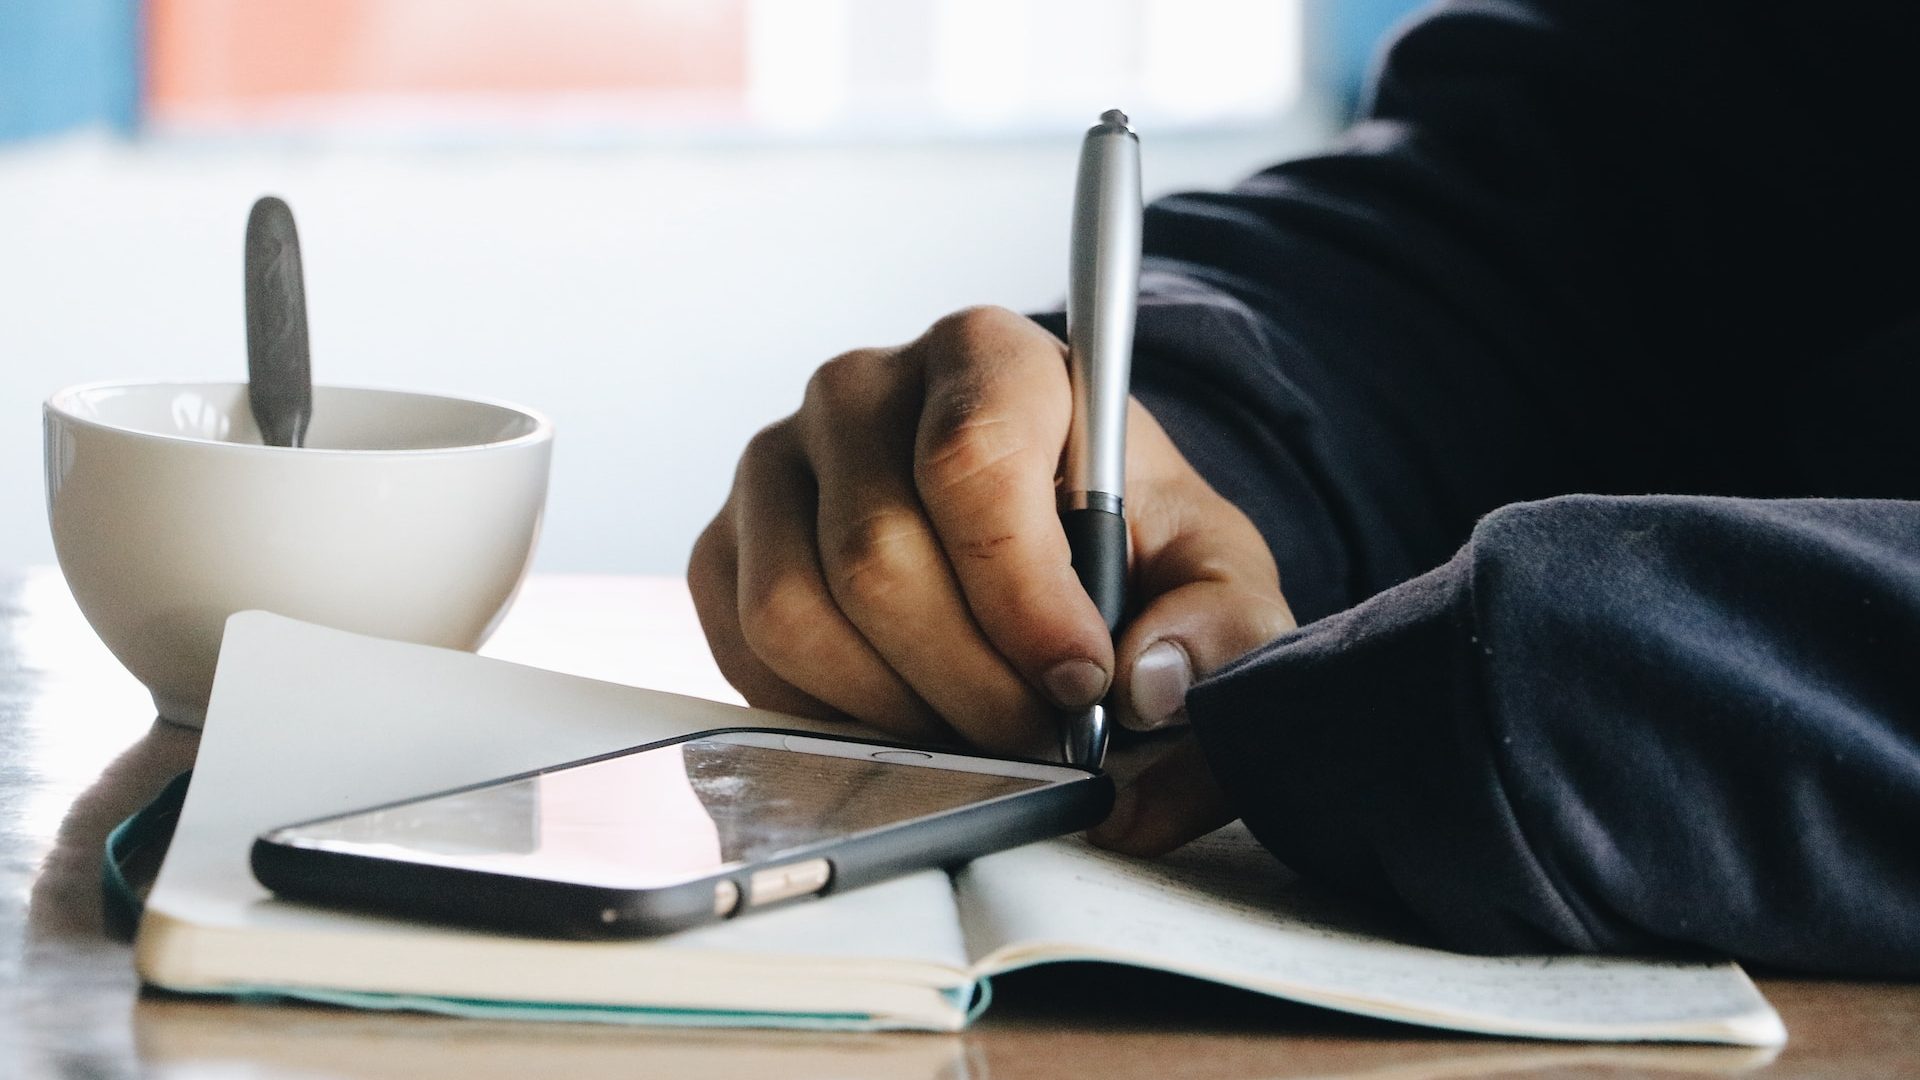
[1187,544,1603,953]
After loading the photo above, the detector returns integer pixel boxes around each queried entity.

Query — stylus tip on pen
[1100,108,1129,126]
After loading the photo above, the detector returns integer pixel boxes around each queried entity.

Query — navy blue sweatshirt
[1119,0,1920,974]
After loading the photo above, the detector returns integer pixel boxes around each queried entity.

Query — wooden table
[3,568,1916,1079]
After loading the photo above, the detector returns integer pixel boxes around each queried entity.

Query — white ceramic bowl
[44,381,553,726]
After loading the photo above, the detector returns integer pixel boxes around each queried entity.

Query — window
[142,0,1304,142]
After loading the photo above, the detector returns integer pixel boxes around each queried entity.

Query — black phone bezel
[250,727,1112,939]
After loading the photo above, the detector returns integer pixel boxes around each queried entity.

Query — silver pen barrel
[1062,109,1142,507]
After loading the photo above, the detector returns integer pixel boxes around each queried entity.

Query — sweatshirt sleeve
[1188,494,1920,975]
[1119,0,1920,622]
[1103,0,1920,974]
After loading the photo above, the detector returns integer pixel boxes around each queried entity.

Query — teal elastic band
[103,770,193,937]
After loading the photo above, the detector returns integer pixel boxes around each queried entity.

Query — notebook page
[954,826,1784,1045]
[143,613,973,998]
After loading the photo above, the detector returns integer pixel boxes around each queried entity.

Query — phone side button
[747,859,832,906]
[714,879,741,917]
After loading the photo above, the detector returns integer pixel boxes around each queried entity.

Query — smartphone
[251,728,1111,938]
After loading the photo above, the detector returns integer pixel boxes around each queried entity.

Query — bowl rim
[44,380,553,457]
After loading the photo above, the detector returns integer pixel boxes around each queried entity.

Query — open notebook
[135,613,1785,1045]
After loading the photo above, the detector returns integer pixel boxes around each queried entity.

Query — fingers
[713,421,951,742]
[1084,437,1285,854]
[1112,542,1296,731]
[687,521,838,721]
[1088,737,1234,856]
[689,303,1293,786]
[795,348,1055,756]
[910,307,1117,711]
[1110,410,1297,732]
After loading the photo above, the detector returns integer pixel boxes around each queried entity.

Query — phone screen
[265,734,1050,889]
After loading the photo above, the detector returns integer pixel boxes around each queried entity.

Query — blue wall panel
[0,0,141,142]
[1317,0,1429,117]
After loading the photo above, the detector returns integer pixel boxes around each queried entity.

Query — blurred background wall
[2,0,1425,575]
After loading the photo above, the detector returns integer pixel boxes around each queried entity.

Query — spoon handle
[244,196,313,448]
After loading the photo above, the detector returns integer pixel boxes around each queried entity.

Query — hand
[688,306,1296,853]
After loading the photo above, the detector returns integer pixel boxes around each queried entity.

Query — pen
[1059,109,1141,770]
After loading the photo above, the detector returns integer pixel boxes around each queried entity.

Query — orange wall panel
[148,0,748,119]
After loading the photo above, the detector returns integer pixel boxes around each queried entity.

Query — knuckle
[740,419,796,470]
[826,509,928,610]
[1250,590,1298,640]
[1186,538,1269,588]
[916,412,1027,501]
[1184,586,1295,669]
[1209,494,1283,586]
[686,520,729,587]
[802,349,890,416]
[737,574,829,668]
[926,304,1024,353]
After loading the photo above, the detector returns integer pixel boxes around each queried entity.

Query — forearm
[1190,494,1920,974]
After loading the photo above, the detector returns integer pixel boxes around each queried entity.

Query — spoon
[243,196,313,448]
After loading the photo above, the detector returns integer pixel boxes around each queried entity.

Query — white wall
[2,116,1327,574]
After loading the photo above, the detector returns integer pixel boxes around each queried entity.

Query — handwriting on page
[956,825,1769,1032]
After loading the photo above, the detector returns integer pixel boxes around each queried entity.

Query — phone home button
[870,750,933,763]
[747,858,832,906]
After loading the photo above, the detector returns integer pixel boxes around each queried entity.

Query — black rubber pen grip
[1063,507,1128,632]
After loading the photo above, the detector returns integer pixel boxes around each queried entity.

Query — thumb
[1112,512,1297,732]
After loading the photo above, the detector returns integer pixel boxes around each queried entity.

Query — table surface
[3,568,1915,1079]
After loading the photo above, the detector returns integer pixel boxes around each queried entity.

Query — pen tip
[1100,108,1129,126]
